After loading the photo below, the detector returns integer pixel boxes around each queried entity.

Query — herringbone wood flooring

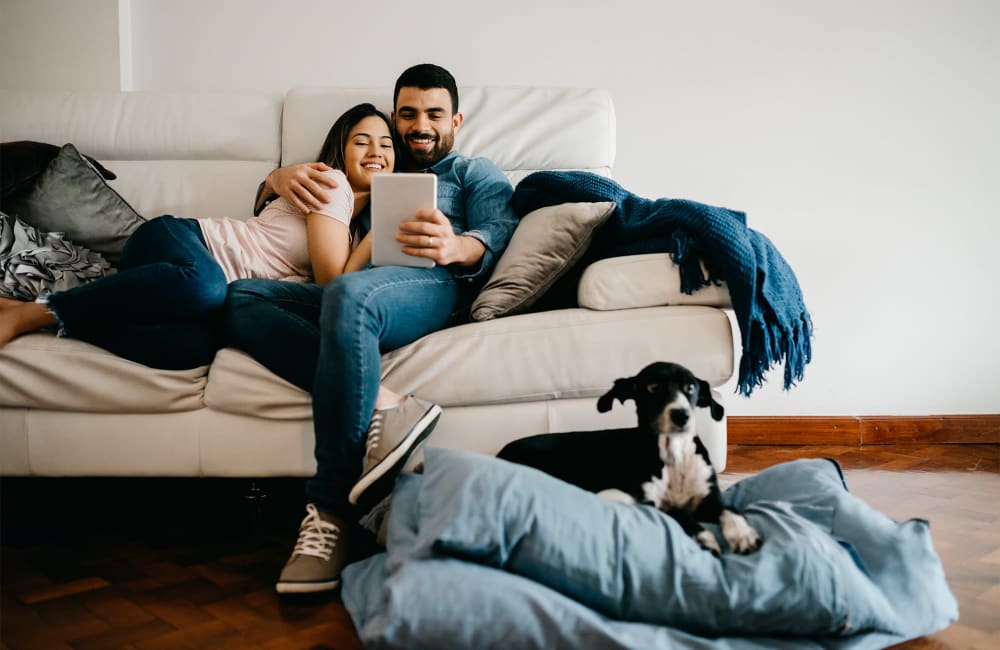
[2,444,998,649]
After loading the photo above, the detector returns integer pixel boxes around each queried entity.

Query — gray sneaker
[275,504,349,594]
[348,396,441,507]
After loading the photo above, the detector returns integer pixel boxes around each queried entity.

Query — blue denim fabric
[225,278,324,391]
[46,215,227,368]
[224,152,516,517]
[412,152,519,280]
[312,265,471,515]
[226,267,471,515]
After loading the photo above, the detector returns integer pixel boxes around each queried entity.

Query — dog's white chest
[659,434,712,510]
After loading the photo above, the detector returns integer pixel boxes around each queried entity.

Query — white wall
[2,0,998,416]
[0,0,121,90]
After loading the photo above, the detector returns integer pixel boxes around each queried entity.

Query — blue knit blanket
[510,171,813,395]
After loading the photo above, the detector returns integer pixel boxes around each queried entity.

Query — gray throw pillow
[471,201,616,321]
[5,143,144,265]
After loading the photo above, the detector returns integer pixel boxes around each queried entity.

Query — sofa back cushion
[0,90,283,221]
[282,86,616,185]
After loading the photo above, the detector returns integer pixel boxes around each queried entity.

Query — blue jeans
[225,265,475,516]
[47,215,227,369]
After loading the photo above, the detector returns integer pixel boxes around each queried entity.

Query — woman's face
[343,115,395,192]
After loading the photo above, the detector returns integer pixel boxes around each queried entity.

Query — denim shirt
[257,151,518,282]
[422,151,519,282]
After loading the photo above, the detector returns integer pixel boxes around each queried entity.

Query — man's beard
[401,131,454,169]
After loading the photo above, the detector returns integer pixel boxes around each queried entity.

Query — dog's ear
[597,377,636,412]
[696,379,725,421]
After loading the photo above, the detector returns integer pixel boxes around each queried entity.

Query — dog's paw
[597,489,636,504]
[643,466,675,510]
[695,530,721,557]
[642,475,667,508]
[720,510,763,554]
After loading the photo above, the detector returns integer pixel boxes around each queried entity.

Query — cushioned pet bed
[342,448,957,649]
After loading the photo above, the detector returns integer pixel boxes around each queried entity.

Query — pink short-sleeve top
[198,169,354,283]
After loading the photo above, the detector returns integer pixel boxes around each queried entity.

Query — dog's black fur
[498,361,762,556]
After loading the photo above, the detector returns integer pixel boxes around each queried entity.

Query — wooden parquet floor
[2,443,998,649]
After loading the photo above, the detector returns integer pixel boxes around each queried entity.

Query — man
[225,64,519,593]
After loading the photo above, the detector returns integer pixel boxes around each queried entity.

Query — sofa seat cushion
[204,348,312,420]
[0,333,207,412]
[381,306,734,406]
[206,305,734,420]
[578,253,732,311]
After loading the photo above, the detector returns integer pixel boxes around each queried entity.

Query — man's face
[393,86,463,169]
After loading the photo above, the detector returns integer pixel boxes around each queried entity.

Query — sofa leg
[244,480,268,534]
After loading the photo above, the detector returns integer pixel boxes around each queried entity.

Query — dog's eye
[645,383,659,394]
[684,383,696,395]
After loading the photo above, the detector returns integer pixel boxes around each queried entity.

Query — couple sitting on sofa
[0,63,521,594]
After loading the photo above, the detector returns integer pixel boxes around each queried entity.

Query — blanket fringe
[669,229,713,294]
[738,312,814,396]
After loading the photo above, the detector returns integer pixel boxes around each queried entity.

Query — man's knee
[322,274,370,318]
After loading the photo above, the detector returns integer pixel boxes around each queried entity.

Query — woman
[0,103,395,368]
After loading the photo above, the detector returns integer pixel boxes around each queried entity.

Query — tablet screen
[370,173,437,268]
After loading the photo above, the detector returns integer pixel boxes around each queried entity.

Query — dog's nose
[669,408,690,427]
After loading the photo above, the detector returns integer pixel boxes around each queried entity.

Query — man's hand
[398,208,486,267]
[266,163,339,214]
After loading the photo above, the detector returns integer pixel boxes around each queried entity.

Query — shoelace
[292,504,340,560]
[365,412,385,456]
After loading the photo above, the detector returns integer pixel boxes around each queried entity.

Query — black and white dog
[498,361,762,556]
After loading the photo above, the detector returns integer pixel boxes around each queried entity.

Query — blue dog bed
[342,447,957,649]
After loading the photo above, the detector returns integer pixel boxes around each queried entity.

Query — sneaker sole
[348,404,441,506]
[275,578,340,594]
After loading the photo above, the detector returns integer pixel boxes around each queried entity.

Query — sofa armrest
[577,253,731,311]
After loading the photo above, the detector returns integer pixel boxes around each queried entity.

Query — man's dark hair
[393,63,459,114]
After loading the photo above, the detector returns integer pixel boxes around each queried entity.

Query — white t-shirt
[198,169,354,283]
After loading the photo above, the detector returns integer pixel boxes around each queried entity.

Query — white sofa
[0,86,736,477]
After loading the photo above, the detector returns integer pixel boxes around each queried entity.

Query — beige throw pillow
[471,201,616,321]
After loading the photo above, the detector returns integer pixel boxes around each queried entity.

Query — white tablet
[370,173,438,268]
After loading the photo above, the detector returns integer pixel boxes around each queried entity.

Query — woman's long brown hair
[316,103,394,243]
